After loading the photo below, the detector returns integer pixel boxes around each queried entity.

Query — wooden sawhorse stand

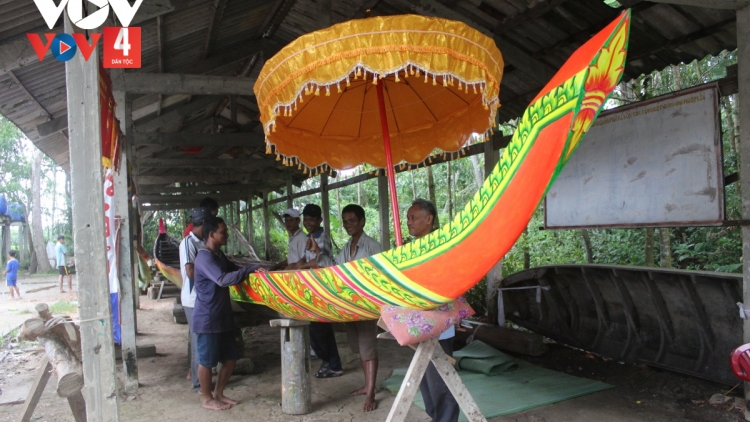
[17,358,86,422]
[380,335,487,422]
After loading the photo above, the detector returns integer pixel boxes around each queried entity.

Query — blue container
[0,195,6,216]
[7,203,25,222]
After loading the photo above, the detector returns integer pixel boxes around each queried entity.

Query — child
[3,250,20,300]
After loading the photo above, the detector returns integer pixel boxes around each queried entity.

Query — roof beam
[257,0,299,38]
[132,132,265,147]
[140,192,251,204]
[136,158,281,169]
[139,183,266,195]
[112,73,256,96]
[203,0,229,58]
[7,70,53,119]
[134,96,221,132]
[136,173,287,185]
[0,29,62,76]
[36,114,68,137]
[648,0,749,9]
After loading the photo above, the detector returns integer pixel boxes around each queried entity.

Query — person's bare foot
[363,394,377,412]
[350,386,367,396]
[186,369,191,380]
[201,397,230,410]
[213,392,238,405]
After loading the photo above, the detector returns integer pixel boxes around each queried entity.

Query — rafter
[132,132,265,147]
[134,96,221,132]
[112,73,257,96]
[8,70,52,119]
[203,0,229,59]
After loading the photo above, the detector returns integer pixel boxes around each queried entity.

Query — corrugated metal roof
[0,0,741,202]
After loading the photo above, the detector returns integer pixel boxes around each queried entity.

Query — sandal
[317,362,330,374]
[314,367,343,378]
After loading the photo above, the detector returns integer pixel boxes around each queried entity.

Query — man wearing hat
[180,207,211,392]
[55,235,73,293]
[281,208,307,270]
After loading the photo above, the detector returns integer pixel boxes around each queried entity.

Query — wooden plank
[64,12,120,421]
[16,359,52,422]
[430,345,487,422]
[113,73,257,96]
[736,5,750,420]
[378,175,391,251]
[385,338,438,422]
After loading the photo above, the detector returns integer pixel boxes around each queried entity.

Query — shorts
[196,331,240,368]
[58,266,70,276]
[345,320,379,361]
[6,279,16,287]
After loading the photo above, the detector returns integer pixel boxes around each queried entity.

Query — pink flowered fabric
[381,297,475,346]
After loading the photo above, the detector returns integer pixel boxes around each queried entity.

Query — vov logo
[27,0,143,68]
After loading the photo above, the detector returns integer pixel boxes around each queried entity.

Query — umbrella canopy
[254,15,504,172]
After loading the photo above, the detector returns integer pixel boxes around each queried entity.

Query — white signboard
[545,84,723,229]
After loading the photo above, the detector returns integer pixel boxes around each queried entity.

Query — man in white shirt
[180,208,211,392]
[281,208,307,269]
[309,204,382,411]
[407,199,458,422]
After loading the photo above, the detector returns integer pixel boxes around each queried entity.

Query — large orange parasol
[254,15,504,245]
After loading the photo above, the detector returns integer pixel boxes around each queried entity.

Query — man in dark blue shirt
[193,217,265,410]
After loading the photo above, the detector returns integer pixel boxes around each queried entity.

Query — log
[20,319,45,341]
[34,303,82,362]
[41,333,84,397]
[34,303,51,320]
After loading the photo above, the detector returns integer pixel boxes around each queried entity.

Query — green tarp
[382,341,612,421]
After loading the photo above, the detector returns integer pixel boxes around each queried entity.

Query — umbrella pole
[376,81,404,246]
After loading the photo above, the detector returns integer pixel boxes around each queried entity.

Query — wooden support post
[384,337,487,422]
[320,174,331,236]
[247,196,255,249]
[484,138,502,324]
[269,319,311,415]
[377,175,391,250]
[64,12,120,421]
[737,5,750,420]
[287,178,294,209]
[263,192,271,260]
[113,86,139,391]
[113,151,139,393]
[17,359,53,422]
[1,224,9,266]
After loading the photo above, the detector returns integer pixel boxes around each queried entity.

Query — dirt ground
[0,281,742,422]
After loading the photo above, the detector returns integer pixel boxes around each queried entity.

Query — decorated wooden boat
[501,264,742,385]
[229,13,634,323]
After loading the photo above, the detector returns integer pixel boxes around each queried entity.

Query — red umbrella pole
[376,81,403,246]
